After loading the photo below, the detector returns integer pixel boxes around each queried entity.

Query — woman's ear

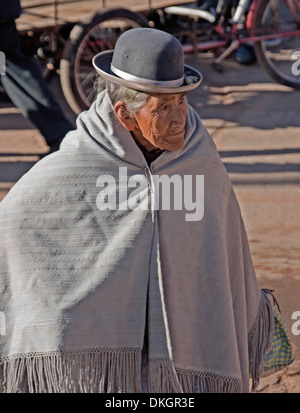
[114,102,137,131]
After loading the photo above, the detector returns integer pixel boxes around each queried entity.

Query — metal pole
[54,0,58,25]
[231,0,250,23]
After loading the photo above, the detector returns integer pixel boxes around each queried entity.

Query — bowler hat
[92,28,202,93]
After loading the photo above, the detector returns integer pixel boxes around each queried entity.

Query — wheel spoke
[75,18,144,108]
[254,0,300,88]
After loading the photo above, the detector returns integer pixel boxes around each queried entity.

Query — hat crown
[111,28,184,83]
[92,27,202,93]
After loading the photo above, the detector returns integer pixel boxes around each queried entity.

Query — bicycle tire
[60,8,150,115]
[253,0,300,89]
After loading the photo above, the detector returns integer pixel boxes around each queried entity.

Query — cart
[18,0,191,114]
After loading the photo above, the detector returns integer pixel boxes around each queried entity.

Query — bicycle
[161,0,300,86]
[59,0,300,114]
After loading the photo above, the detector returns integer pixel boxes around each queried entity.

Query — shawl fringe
[148,362,242,393]
[0,350,244,393]
[248,290,275,391]
[0,349,142,393]
[0,291,275,393]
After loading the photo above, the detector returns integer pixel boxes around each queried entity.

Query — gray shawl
[0,90,273,393]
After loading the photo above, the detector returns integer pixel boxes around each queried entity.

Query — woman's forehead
[144,92,187,109]
[149,92,187,100]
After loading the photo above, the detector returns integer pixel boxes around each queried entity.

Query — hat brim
[92,50,203,94]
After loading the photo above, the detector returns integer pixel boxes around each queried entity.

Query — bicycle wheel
[60,8,150,115]
[253,0,300,89]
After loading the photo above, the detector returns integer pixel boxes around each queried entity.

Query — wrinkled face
[132,92,188,152]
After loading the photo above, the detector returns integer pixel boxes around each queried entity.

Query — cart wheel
[60,8,150,115]
[253,0,300,90]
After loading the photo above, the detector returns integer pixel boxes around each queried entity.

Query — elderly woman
[0,28,291,393]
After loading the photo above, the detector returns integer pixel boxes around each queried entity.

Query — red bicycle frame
[247,0,300,34]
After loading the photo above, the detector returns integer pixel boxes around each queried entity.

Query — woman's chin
[161,136,185,152]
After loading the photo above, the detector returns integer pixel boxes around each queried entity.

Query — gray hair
[95,76,149,114]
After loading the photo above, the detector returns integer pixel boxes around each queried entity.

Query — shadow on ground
[186,54,300,130]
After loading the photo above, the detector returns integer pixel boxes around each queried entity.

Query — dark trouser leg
[196,0,218,9]
[0,20,73,145]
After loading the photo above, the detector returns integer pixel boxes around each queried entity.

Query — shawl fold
[0,90,274,392]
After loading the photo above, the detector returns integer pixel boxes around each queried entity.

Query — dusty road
[1,39,300,392]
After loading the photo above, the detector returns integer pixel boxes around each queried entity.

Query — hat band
[111,64,184,87]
